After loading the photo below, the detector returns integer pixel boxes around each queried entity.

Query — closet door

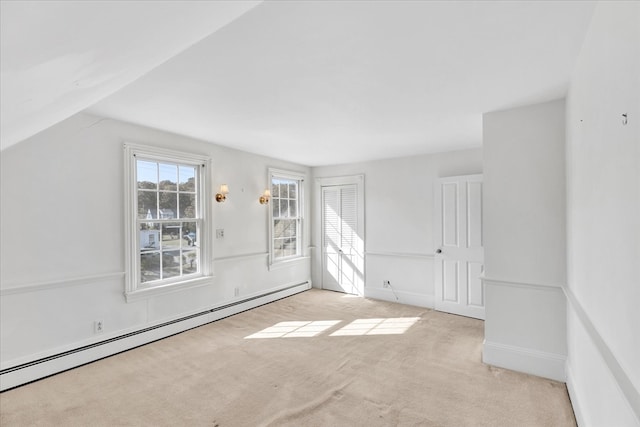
[322,184,361,294]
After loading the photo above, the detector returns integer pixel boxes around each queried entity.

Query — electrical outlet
[383,280,391,288]
[94,320,104,334]
[216,229,225,239]
[234,287,240,297]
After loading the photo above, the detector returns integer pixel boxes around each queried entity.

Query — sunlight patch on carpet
[244,317,420,339]
[244,320,341,339]
[330,317,420,336]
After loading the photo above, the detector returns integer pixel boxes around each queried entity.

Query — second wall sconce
[259,189,271,205]
[216,184,229,203]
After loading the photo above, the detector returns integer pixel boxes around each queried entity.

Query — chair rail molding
[0,271,125,296]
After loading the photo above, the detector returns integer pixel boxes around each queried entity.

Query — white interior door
[322,184,363,294]
[434,174,484,319]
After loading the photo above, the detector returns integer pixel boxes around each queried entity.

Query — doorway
[434,174,485,319]
[319,176,365,295]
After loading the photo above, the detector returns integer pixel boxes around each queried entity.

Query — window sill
[268,256,310,271]
[124,275,214,302]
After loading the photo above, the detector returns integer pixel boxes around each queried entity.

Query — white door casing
[320,176,364,295]
[434,174,485,319]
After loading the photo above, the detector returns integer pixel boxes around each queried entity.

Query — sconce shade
[216,184,229,202]
[259,189,271,205]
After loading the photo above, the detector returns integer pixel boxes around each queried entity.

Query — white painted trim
[214,252,269,263]
[123,142,213,300]
[481,276,565,292]
[318,174,366,296]
[364,287,435,309]
[267,168,307,268]
[268,256,311,271]
[565,286,640,422]
[565,363,587,427]
[124,275,214,302]
[0,282,310,391]
[366,251,435,260]
[315,174,365,187]
[0,272,125,296]
[482,340,566,382]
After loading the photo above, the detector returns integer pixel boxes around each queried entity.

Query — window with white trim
[124,144,211,300]
[269,169,304,264]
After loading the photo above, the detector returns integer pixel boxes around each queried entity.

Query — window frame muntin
[124,143,212,302]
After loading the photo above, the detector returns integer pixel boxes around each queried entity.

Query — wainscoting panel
[0,282,310,391]
[364,251,435,308]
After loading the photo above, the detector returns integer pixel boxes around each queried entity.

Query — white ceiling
[0,1,260,150]
[2,1,596,166]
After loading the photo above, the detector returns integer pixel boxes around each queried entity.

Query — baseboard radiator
[0,282,310,391]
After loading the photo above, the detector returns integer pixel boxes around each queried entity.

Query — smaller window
[269,169,305,265]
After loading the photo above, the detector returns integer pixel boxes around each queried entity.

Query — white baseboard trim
[564,288,640,422]
[0,281,310,391]
[566,363,587,427]
[483,339,566,382]
[364,287,435,309]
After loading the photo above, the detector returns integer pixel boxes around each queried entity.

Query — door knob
[436,249,442,254]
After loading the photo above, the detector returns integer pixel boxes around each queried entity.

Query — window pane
[280,183,289,198]
[290,222,298,237]
[289,199,297,217]
[274,238,285,259]
[272,198,280,218]
[279,199,289,218]
[179,166,196,192]
[159,192,177,219]
[182,224,197,247]
[289,183,297,199]
[138,191,157,219]
[162,222,181,249]
[162,250,181,279]
[274,220,283,238]
[179,193,196,218]
[137,160,157,189]
[140,223,160,250]
[274,219,295,239]
[182,249,198,275]
[140,252,160,283]
[159,163,177,190]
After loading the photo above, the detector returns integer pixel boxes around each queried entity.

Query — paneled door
[434,174,484,319]
[322,183,363,295]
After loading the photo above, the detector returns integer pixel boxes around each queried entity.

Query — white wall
[482,99,568,381]
[0,112,311,376]
[311,149,482,307]
[565,2,640,425]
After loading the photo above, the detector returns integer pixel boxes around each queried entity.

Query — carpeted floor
[0,289,576,426]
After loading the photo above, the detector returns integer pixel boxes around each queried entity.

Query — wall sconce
[259,189,271,205]
[216,184,229,203]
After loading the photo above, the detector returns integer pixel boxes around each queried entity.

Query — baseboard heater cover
[0,282,310,391]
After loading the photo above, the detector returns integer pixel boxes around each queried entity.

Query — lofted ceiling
[2,1,596,166]
[0,0,261,150]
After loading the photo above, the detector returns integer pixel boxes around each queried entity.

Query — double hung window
[269,169,304,265]
[124,144,211,300]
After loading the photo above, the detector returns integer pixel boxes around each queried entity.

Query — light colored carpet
[0,289,576,426]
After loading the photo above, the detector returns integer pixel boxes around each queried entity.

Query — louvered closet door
[322,184,360,294]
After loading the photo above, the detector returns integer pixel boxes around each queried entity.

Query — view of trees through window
[136,160,200,284]
[272,177,300,259]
